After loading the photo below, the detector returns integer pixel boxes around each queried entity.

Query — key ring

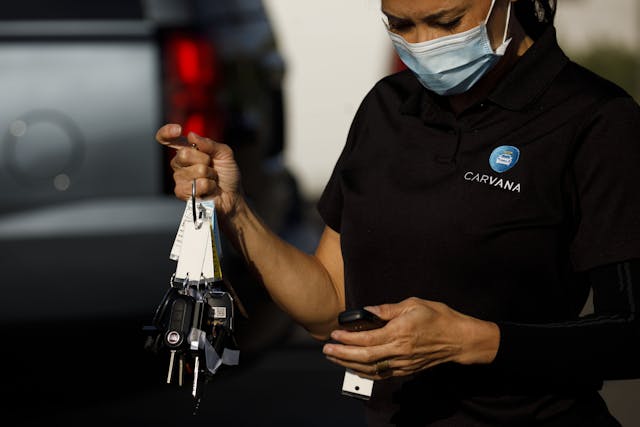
[191,179,205,229]
[192,179,197,224]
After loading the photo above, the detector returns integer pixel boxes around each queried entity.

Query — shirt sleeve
[569,96,640,271]
[493,259,640,384]
[492,97,640,385]
[316,97,370,232]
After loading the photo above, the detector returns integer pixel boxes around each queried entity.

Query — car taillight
[160,30,225,193]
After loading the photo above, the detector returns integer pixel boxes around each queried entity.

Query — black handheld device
[338,308,387,332]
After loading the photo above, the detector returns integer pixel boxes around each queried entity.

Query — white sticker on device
[341,369,374,400]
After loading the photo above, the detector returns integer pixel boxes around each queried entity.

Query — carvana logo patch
[489,145,520,173]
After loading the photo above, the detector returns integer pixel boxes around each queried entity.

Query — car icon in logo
[489,146,520,173]
[495,152,513,166]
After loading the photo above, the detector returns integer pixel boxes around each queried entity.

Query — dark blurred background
[0,0,364,425]
[0,0,638,425]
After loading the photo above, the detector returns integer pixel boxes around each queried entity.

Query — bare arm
[157,124,344,340]
[224,208,345,340]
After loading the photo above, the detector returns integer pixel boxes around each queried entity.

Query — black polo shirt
[317,26,640,426]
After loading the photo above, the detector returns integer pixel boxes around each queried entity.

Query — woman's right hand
[155,123,242,218]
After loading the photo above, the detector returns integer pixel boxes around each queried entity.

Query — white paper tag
[175,201,212,282]
[170,200,191,261]
[175,223,209,281]
[341,369,374,400]
[210,201,223,260]
[201,200,223,280]
[201,222,215,280]
[171,197,225,283]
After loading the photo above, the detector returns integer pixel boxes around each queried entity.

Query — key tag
[170,180,216,282]
[342,370,374,400]
[165,181,242,405]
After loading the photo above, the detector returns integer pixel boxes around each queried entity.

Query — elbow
[309,331,331,342]
[303,321,338,342]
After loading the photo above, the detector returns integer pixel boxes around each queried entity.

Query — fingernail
[171,124,181,135]
[323,344,333,355]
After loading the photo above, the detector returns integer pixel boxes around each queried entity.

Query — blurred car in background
[0,0,320,418]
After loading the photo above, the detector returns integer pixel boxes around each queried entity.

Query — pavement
[3,320,368,427]
[2,314,639,427]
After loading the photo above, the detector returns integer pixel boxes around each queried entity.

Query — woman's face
[381,0,513,48]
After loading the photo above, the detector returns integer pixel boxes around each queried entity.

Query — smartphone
[338,308,387,400]
[338,308,387,332]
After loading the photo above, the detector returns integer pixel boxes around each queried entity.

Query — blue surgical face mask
[387,0,512,96]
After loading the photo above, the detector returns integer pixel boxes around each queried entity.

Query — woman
[156,0,640,425]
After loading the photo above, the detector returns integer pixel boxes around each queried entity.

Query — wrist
[219,193,250,232]
[457,317,500,365]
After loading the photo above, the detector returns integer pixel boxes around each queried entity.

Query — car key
[178,354,184,387]
[167,350,176,384]
[192,354,200,398]
[164,294,195,383]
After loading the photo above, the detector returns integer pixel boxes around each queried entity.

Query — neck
[447,17,534,115]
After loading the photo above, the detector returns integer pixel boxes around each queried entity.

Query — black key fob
[164,294,195,349]
[338,308,387,332]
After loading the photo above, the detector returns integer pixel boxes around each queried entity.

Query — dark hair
[514,0,557,39]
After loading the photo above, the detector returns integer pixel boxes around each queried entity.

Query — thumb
[364,303,405,321]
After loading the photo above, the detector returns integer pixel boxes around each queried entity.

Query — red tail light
[161,31,225,192]
[174,37,214,85]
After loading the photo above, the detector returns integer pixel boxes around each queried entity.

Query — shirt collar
[488,26,569,110]
[399,25,570,117]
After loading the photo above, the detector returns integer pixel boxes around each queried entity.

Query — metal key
[192,355,200,398]
[164,294,195,385]
[178,354,184,387]
[167,349,176,384]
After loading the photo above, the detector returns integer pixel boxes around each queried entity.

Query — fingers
[174,176,219,200]
[330,327,387,347]
[364,303,405,322]
[325,355,398,380]
[323,340,401,365]
[364,297,423,321]
[173,167,219,200]
[186,131,219,156]
[156,124,232,158]
[156,124,186,149]
[156,124,239,203]
[324,339,439,380]
[171,145,212,170]
[325,354,424,380]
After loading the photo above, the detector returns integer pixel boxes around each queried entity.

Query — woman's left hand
[322,297,500,380]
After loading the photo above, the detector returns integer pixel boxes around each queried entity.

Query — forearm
[495,317,640,381]
[492,260,640,382]
[221,197,344,339]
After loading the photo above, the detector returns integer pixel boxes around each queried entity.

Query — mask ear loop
[381,15,390,30]
[484,0,512,44]
[501,2,512,44]
[485,0,499,24]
